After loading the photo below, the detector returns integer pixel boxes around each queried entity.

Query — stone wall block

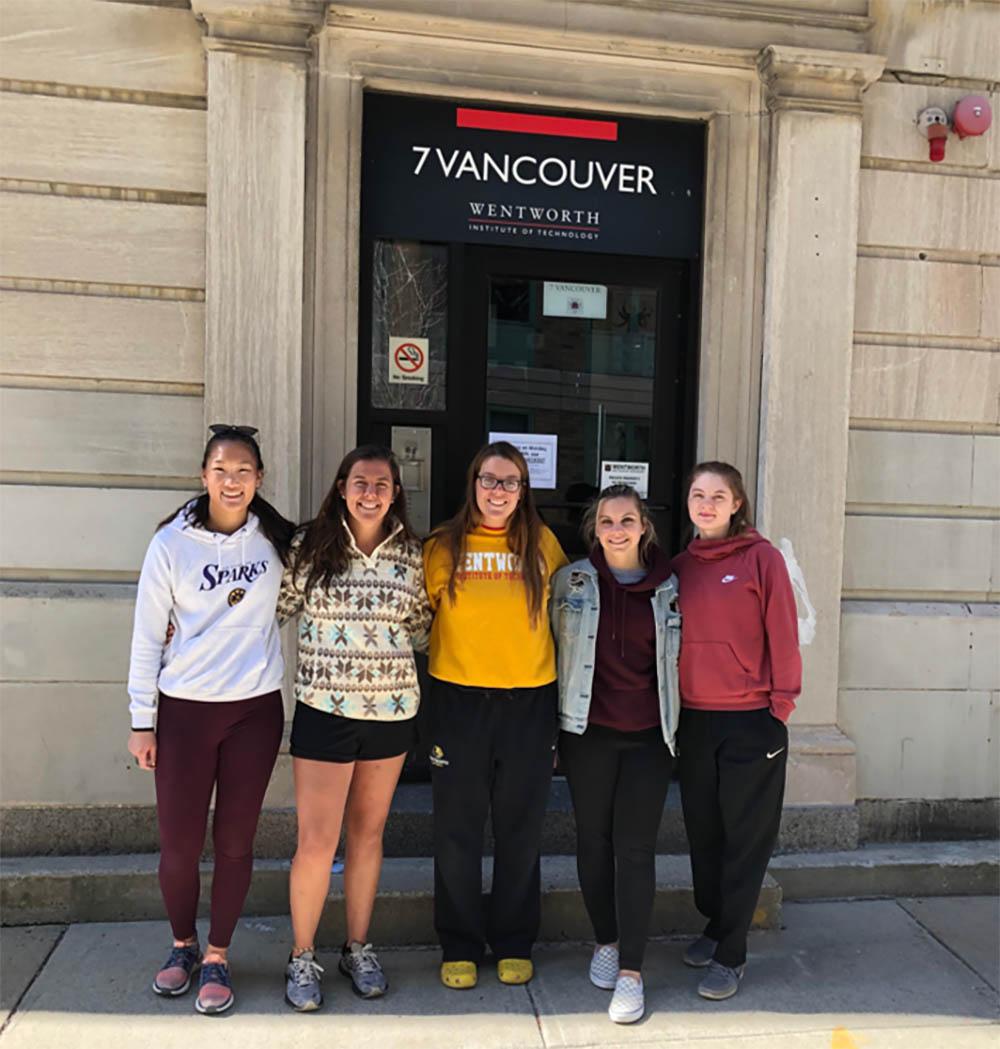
[869,0,1000,82]
[0,0,206,95]
[843,516,996,597]
[839,604,995,691]
[859,170,1000,256]
[839,688,999,800]
[846,430,982,507]
[855,257,983,339]
[850,342,1000,426]
[0,292,205,386]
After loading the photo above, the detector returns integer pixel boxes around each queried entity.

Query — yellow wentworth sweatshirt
[423,524,568,688]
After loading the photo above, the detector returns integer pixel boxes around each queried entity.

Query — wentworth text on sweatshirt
[127,504,284,729]
[423,524,568,688]
[670,529,801,722]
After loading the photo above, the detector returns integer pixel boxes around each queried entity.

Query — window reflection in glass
[371,240,447,411]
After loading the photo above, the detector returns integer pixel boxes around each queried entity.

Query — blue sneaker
[195,961,234,1015]
[152,942,200,996]
[286,950,324,1012]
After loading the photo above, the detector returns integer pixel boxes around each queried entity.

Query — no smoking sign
[388,336,429,385]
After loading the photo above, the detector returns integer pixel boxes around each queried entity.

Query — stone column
[755,46,884,811]
[191,1,325,519]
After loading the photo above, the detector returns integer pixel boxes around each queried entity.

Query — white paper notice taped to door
[488,432,558,490]
[388,336,429,385]
[542,282,608,319]
[600,460,649,498]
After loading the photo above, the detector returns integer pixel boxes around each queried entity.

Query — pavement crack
[0,925,67,1038]
[895,899,999,995]
[524,980,549,1047]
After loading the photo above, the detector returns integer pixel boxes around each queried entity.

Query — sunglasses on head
[209,423,259,439]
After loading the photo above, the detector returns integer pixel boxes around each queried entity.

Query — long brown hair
[429,441,548,623]
[157,429,295,565]
[293,445,417,595]
[685,460,753,538]
[581,483,658,565]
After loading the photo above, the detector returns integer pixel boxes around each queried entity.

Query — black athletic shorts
[290,700,417,763]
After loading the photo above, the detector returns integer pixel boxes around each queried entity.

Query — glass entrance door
[357,242,697,555]
[487,275,658,554]
[463,246,696,557]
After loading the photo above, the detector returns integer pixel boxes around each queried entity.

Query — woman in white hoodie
[127,425,294,1015]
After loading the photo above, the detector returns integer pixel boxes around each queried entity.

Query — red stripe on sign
[456,108,618,142]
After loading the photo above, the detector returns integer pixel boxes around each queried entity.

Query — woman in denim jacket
[551,484,681,1026]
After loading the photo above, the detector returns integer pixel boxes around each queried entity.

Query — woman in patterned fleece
[671,461,801,1002]
[278,445,431,1011]
[127,425,295,1015]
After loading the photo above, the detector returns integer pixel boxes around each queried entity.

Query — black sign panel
[362,94,705,259]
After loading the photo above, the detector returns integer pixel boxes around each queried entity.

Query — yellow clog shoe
[440,961,478,990]
[497,958,533,985]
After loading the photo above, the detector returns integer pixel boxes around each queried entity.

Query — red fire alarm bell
[953,95,992,139]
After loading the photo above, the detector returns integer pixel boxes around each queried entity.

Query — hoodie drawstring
[620,589,627,659]
[609,585,628,659]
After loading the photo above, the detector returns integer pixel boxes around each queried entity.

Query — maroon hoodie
[588,544,674,733]
[670,529,801,722]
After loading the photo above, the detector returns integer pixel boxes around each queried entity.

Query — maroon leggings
[154,691,283,948]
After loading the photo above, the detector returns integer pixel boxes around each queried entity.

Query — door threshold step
[1,853,778,938]
[2,841,995,938]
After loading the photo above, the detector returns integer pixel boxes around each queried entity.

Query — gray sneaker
[339,941,387,998]
[285,950,324,1012]
[683,934,718,968]
[697,959,745,1000]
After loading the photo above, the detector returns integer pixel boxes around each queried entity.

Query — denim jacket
[550,558,682,755]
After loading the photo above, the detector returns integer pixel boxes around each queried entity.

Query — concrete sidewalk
[1,898,997,1048]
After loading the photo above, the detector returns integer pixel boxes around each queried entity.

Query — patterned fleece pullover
[277,522,432,721]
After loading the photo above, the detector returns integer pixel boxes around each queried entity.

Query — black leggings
[559,723,673,971]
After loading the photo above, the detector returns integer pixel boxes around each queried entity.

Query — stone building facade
[0,0,997,852]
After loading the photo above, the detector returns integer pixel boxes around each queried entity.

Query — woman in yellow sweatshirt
[423,441,568,990]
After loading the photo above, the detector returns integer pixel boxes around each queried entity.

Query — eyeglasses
[209,423,259,438]
[477,474,523,493]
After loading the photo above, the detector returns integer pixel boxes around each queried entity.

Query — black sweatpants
[430,679,557,963]
[559,724,673,971]
[677,706,787,968]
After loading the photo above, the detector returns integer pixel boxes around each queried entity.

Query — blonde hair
[581,484,658,565]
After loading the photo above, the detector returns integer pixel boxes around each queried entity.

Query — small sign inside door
[489,431,558,490]
[388,336,430,385]
[600,460,649,498]
[542,282,608,319]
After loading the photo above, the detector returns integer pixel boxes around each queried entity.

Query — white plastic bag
[779,537,816,646]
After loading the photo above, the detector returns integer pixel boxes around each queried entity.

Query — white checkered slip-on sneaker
[589,944,619,990]
[608,973,644,1024]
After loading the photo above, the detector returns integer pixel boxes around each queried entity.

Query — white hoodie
[127,503,284,729]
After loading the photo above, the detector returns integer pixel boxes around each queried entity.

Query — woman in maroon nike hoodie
[671,461,801,1002]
